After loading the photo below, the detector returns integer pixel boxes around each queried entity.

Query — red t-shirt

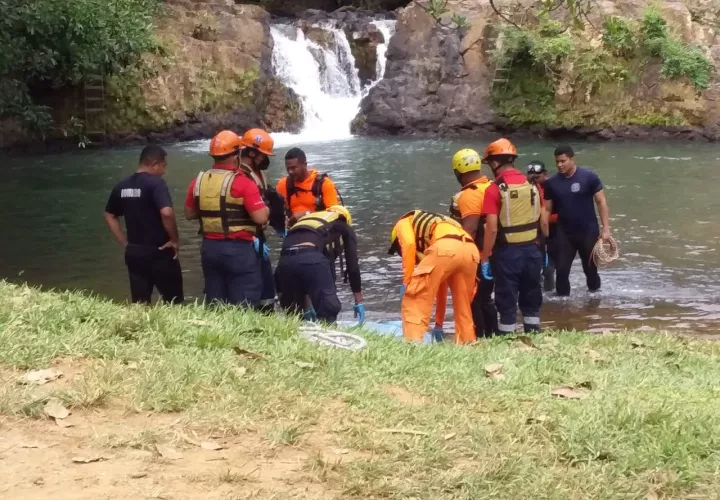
[185,166,266,241]
[481,168,544,215]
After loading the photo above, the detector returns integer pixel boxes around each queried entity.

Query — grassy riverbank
[2,282,720,499]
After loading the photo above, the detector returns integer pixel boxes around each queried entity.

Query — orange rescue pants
[401,237,479,344]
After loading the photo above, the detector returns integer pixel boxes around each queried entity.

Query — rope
[298,323,367,351]
[590,236,619,268]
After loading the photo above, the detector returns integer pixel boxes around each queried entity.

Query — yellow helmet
[452,148,482,174]
[327,205,352,226]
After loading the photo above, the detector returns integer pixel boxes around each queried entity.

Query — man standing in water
[104,145,184,304]
[542,144,611,296]
[185,130,269,306]
[481,139,543,334]
[527,160,558,292]
[277,147,342,226]
[237,128,284,312]
[447,148,498,337]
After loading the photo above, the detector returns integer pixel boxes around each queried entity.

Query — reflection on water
[3,138,720,334]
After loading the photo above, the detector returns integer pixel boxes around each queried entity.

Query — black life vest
[286,173,344,213]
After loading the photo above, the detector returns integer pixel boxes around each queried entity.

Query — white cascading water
[271,20,396,145]
[370,20,396,87]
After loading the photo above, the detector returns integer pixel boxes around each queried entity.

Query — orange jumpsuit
[393,217,480,344]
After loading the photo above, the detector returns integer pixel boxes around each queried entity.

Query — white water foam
[271,20,396,146]
[182,21,396,151]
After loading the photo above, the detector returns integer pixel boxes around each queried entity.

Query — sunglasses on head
[526,163,546,174]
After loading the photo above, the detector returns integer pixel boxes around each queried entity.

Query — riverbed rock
[353,0,720,140]
[352,3,495,136]
[349,23,385,87]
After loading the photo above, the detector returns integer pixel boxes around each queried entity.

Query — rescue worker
[388,210,479,344]
[184,130,269,306]
[480,138,543,334]
[542,144,612,296]
[238,128,283,312]
[449,148,498,337]
[527,160,558,292]
[276,147,342,227]
[275,206,364,324]
[104,145,183,304]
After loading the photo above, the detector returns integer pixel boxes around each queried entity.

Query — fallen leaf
[233,347,263,359]
[20,368,63,385]
[443,433,457,441]
[130,472,148,479]
[586,349,603,361]
[126,361,138,370]
[630,338,646,348]
[333,448,350,455]
[379,428,429,436]
[294,361,315,369]
[155,444,182,460]
[71,456,107,464]
[44,398,69,420]
[231,366,247,378]
[484,363,505,381]
[526,415,549,424]
[551,386,586,399]
[200,441,224,451]
[56,419,75,428]
[513,335,538,350]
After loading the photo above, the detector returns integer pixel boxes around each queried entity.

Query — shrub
[602,16,636,58]
[660,39,713,90]
[0,0,160,134]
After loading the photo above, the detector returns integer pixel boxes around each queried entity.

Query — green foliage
[660,40,713,91]
[0,0,160,135]
[493,24,573,70]
[640,8,713,91]
[415,0,467,30]
[602,16,636,58]
[641,9,669,57]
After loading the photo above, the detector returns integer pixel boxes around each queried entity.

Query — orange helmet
[240,128,275,156]
[482,138,518,161]
[209,130,240,157]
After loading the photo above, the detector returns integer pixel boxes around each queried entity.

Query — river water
[2,137,720,334]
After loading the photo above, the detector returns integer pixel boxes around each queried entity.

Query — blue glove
[544,253,549,268]
[399,284,407,300]
[481,262,493,281]
[354,303,366,324]
[303,306,317,321]
[253,238,270,261]
[431,326,444,343]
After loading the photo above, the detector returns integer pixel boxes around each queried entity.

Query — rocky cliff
[353,0,720,140]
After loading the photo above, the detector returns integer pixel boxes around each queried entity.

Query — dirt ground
[0,360,348,500]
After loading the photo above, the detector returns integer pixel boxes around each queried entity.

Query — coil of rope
[590,236,619,268]
[298,323,367,351]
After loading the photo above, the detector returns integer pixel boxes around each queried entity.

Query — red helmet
[239,128,275,156]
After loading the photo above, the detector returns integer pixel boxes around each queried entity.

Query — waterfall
[271,20,396,145]
[370,20,396,87]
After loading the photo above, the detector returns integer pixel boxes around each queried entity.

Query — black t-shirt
[283,219,362,293]
[105,172,173,246]
[544,167,603,236]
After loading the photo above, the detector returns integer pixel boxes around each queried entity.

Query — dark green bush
[0,0,159,133]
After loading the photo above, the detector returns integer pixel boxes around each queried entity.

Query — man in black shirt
[104,145,184,304]
[275,205,364,324]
